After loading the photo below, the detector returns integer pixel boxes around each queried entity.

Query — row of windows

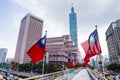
[30,16,43,23]
[46,42,63,45]
[49,55,68,58]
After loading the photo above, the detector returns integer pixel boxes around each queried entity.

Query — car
[115,75,120,80]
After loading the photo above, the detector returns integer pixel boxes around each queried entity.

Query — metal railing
[23,68,76,80]
[55,67,82,80]
[86,68,105,80]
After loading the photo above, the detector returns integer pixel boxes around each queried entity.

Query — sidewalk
[71,68,91,80]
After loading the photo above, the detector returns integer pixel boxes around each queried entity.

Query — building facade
[14,13,43,64]
[69,6,78,45]
[105,19,120,64]
[46,35,80,67]
[6,58,14,64]
[0,48,7,63]
[96,54,103,70]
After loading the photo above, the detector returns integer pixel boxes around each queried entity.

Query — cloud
[0,38,16,58]
[13,0,38,10]
[12,13,25,28]
[10,0,120,58]
[12,0,46,18]
[0,39,8,48]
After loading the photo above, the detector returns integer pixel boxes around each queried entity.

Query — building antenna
[71,3,74,13]
[72,3,73,7]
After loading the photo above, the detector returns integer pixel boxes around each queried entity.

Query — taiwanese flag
[84,56,90,66]
[81,40,93,58]
[67,53,73,69]
[81,40,91,59]
[88,29,102,57]
[27,33,47,63]
[81,40,89,56]
[81,40,90,66]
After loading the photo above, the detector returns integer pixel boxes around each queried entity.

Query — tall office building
[0,48,7,63]
[105,19,120,64]
[14,13,43,64]
[69,6,78,45]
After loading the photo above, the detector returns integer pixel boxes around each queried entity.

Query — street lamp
[72,53,76,68]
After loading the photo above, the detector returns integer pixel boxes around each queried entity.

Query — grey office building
[0,48,7,63]
[105,19,120,64]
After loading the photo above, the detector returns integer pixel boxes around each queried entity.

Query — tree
[98,61,102,71]
[18,62,64,74]
[106,63,120,71]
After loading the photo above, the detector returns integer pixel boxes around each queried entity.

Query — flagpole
[42,51,48,77]
[42,57,45,75]
[41,54,45,80]
[30,62,34,76]
[16,63,19,73]
[42,31,47,79]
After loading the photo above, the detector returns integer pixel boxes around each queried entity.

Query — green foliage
[18,62,63,74]
[106,63,120,71]
[88,65,94,70]
[0,63,9,68]
[98,61,102,64]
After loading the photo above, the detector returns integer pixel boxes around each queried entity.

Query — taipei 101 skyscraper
[69,5,78,45]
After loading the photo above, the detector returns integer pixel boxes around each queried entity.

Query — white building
[96,54,103,70]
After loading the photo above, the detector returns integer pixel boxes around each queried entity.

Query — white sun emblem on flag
[41,39,45,45]
[90,35,95,45]
[68,56,71,59]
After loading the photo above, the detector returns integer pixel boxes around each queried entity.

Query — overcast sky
[0,0,120,59]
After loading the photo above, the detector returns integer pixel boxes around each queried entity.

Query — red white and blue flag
[88,29,102,57]
[81,40,89,56]
[81,29,102,66]
[67,53,73,69]
[27,33,47,63]
[81,40,90,66]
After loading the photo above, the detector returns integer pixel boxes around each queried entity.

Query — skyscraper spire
[71,3,74,13]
